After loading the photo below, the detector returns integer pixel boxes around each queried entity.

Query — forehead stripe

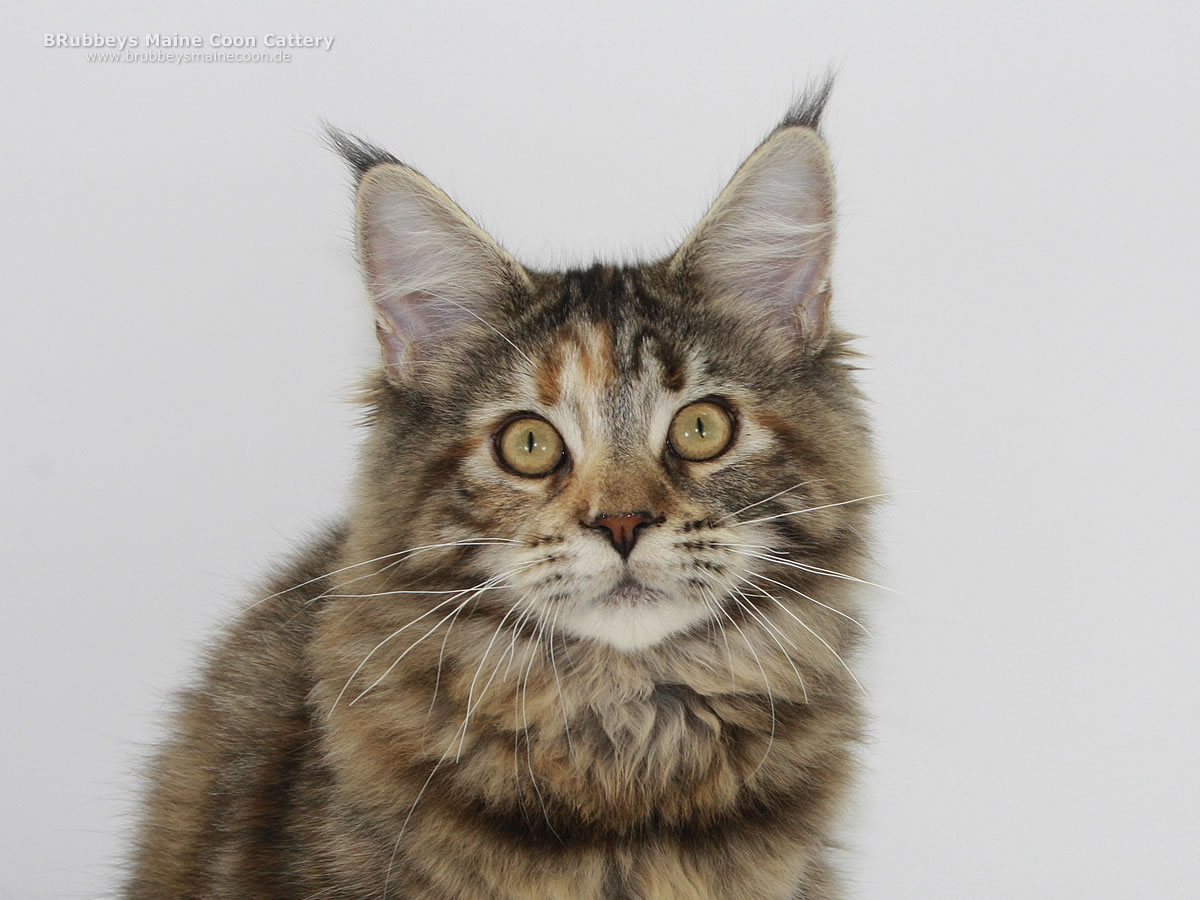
[630,327,687,392]
[534,342,564,407]
[571,323,618,388]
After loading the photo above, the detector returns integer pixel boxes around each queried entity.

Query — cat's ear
[671,104,837,351]
[330,130,529,379]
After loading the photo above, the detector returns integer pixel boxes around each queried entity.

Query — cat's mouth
[600,576,659,606]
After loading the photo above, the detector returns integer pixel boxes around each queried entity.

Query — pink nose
[586,512,658,559]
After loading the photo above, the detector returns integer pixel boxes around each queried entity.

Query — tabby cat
[127,81,881,899]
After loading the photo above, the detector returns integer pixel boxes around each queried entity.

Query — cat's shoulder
[195,522,349,702]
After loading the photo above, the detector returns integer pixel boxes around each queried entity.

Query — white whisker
[233,537,521,623]
[546,601,574,759]
[700,592,736,687]
[729,588,808,703]
[703,586,776,779]
[333,560,543,715]
[379,620,526,894]
[503,603,539,682]
[725,547,898,595]
[521,606,562,842]
[422,290,535,366]
[454,598,527,761]
[713,480,815,524]
[348,592,486,709]
[730,492,890,528]
[331,583,491,717]
[324,585,508,598]
[738,578,867,698]
[741,571,872,636]
[425,592,471,725]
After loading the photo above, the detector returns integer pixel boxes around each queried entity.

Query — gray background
[3,1,1197,897]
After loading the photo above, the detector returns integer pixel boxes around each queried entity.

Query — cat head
[328,82,876,653]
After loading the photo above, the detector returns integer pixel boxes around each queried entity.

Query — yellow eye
[668,401,734,461]
[497,417,565,476]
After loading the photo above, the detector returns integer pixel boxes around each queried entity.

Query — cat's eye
[497,416,565,476]
[668,401,734,461]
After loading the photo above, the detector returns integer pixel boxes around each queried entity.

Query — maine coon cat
[127,81,881,899]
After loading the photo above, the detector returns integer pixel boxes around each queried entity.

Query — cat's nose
[584,511,660,559]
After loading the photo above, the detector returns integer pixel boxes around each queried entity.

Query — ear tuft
[777,74,835,131]
[324,124,400,181]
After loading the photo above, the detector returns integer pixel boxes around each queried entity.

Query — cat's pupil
[525,430,535,453]
[696,417,706,438]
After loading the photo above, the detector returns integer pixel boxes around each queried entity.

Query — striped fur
[128,82,881,899]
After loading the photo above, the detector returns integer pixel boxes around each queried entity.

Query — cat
[126,79,881,899]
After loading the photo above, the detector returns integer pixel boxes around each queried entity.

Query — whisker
[454,594,544,762]
[336,537,524,600]
[233,537,521,622]
[729,588,808,704]
[333,560,542,715]
[461,599,531,738]
[793,561,903,596]
[521,606,562,842]
[347,591,488,709]
[380,611,529,896]
[420,289,535,366]
[331,585,490,717]
[699,591,736,687]
[510,611,535,831]
[384,595,533,874]
[323,585,508,598]
[740,571,872,636]
[712,480,815,524]
[503,603,539,682]
[711,541,789,553]
[292,553,496,621]
[738,577,867,698]
[702,586,776,779]
[730,492,891,528]
[425,592,471,726]
[546,601,574,760]
[726,548,899,596]
[454,598,527,761]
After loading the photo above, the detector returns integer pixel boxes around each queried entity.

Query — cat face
[407,276,839,651]
[487,316,741,650]
[334,111,876,654]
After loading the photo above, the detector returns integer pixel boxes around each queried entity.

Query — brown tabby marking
[128,81,880,899]
[534,340,565,407]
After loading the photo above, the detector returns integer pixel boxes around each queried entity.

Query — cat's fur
[127,82,880,899]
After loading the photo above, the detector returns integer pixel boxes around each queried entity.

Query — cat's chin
[601,575,660,608]
[558,578,709,652]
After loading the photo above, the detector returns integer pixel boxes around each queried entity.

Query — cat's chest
[383,802,814,900]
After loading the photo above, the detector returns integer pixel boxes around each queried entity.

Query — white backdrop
[3,1,1198,897]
